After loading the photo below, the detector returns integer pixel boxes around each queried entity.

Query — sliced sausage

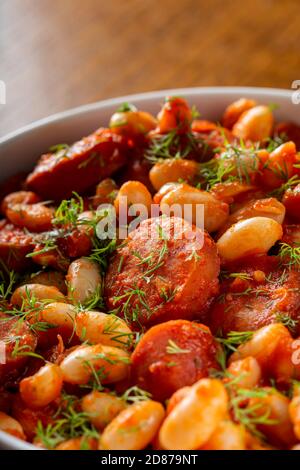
[0,220,35,271]
[6,203,54,233]
[1,191,40,216]
[209,255,300,335]
[105,216,220,328]
[0,314,37,385]
[26,128,128,200]
[131,320,220,401]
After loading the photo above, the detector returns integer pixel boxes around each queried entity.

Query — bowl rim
[0,430,38,450]
[0,85,295,449]
[0,86,293,144]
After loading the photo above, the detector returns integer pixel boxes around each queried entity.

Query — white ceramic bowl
[0,86,299,449]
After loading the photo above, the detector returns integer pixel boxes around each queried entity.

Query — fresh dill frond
[216,330,254,354]
[116,102,137,113]
[36,393,99,449]
[166,339,191,355]
[268,175,300,199]
[145,129,200,163]
[121,386,152,403]
[53,192,84,228]
[275,312,298,334]
[278,242,300,269]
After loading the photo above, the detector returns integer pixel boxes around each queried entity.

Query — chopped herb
[145,129,200,163]
[121,386,152,403]
[265,135,286,153]
[0,269,18,302]
[279,242,300,269]
[186,249,201,262]
[166,339,191,355]
[229,386,278,439]
[80,284,105,311]
[159,286,177,304]
[191,105,201,120]
[116,102,137,113]
[103,314,137,349]
[220,271,252,282]
[49,143,70,160]
[198,156,237,189]
[268,175,300,199]
[111,285,151,326]
[216,330,254,354]
[268,103,279,112]
[166,361,178,368]
[275,312,298,333]
[88,238,117,273]
[53,192,84,228]
[77,151,99,169]
[36,393,99,449]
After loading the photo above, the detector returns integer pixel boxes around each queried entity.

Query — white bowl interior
[0,86,299,449]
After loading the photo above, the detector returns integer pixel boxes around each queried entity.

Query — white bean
[66,257,102,305]
[81,391,127,430]
[201,420,246,450]
[229,323,291,369]
[11,283,65,308]
[160,183,229,232]
[20,363,63,409]
[232,105,274,142]
[99,400,165,450]
[217,216,282,262]
[37,302,77,330]
[60,343,130,385]
[159,378,228,450]
[75,311,133,349]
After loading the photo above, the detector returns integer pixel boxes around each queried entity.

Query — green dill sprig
[278,242,300,269]
[53,192,84,228]
[229,387,278,439]
[102,314,137,349]
[88,238,117,273]
[166,339,191,355]
[121,386,152,403]
[211,367,279,439]
[216,330,254,354]
[0,287,58,334]
[198,157,237,189]
[116,102,137,113]
[145,129,200,163]
[49,143,70,160]
[220,271,252,282]
[111,285,151,326]
[36,393,99,449]
[265,135,286,153]
[268,175,300,199]
[197,139,260,189]
[275,312,298,334]
[0,269,18,302]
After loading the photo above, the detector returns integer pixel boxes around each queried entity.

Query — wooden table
[1,0,300,137]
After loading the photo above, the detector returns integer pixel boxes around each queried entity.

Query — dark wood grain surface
[1,0,300,137]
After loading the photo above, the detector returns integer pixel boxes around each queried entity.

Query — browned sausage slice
[0,314,37,385]
[0,220,35,271]
[209,255,300,336]
[105,216,220,328]
[131,320,220,401]
[26,128,128,200]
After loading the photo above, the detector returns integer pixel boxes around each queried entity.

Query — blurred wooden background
[1,0,300,137]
